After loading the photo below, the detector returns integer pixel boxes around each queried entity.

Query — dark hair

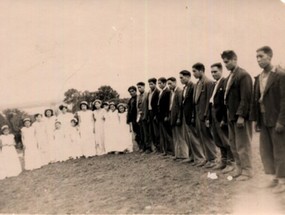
[158,77,167,83]
[192,63,205,72]
[71,119,78,126]
[148,78,157,84]
[221,50,237,60]
[59,105,67,111]
[211,63,223,70]
[256,46,273,57]
[34,113,42,118]
[128,86,137,92]
[167,77,176,82]
[44,109,54,117]
[136,82,145,86]
[80,103,89,110]
[179,70,191,77]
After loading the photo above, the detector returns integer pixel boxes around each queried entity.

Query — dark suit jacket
[149,88,160,117]
[170,87,183,126]
[209,78,228,123]
[182,81,195,126]
[250,66,285,127]
[193,76,214,121]
[157,88,171,121]
[127,96,137,123]
[224,66,252,122]
[140,92,149,121]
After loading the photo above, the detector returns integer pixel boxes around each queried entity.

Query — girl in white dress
[93,100,106,156]
[77,101,96,157]
[57,105,74,133]
[53,121,69,162]
[117,104,133,153]
[44,109,56,162]
[33,113,49,166]
[104,102,121,153]
[0,125,22,178]
[69,118,83,159]
[21,118,42,170]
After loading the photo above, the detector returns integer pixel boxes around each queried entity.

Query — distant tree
[63,88,81,105]
[94,85,120,102]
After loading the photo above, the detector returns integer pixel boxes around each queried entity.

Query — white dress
[93,109,106,155]
[56,112,74,132]
[68,126,83,159]
[0,151,6,180]
[53,129,69,162]
[0,134,22,178]
[77,110,96,157]
[104,110,121,152]
[118,112,133,152]
[21,127,42,170]
[33,121,50,166]
[44,116,56,162]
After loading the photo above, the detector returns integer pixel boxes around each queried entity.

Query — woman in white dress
[69,118,83,159]
[117,104,133,153]
[0,125,22,178]
[104,102,121,153]
[21,118,42,170]
[33,113,50,166]
[53,121,69,162]
[77,101,96,157]
[43,109,56,162]
[93,100,106,156]
[56,105,74,133]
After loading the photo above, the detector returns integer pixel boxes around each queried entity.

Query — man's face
[158,81,166,89]
[192,68,202,79]
[167,80,176,90]
[222,57,237,71]
[256,51,271,69]
[149,82,156,90]
[179,74,189,85]
[128,89,137,97]
[211,66,222,81]
[137,85,145,93]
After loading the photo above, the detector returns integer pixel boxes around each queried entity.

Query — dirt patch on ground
[0,132,284,214]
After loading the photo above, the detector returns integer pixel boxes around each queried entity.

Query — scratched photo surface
[0,0,285,214]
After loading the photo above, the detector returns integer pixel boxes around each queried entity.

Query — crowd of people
[0,100,133,180]
[0,46,285,195]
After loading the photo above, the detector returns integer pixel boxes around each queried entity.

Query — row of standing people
[127,47,285,193]
[0,100,133,180]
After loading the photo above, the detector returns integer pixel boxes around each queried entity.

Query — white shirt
[148,90,155,110]
[209,78,222,104]
[169,87,177,111]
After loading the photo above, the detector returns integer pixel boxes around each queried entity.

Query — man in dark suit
[127,86,141,150]
[207,63,234,171]
[167,77,188,160]
[192,63,217,168]
[221,50,253,181]
[251,46,285,193]
[179,70,205,165]
[157,77,173,156]
[136,82,151,153]
[147,78,160,153]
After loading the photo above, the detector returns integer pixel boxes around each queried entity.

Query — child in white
[33,113,50,166]
[0,125,22,178]
[21,118,42,170]
[69,118,83,159]
[53,121,69,162]
[93,100,106,155]
[44,109,56,162]
[118,104,133,153]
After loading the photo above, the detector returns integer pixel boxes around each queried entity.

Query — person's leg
[165,121,174,156]
[159,121,166,155]
[142,120,151,152]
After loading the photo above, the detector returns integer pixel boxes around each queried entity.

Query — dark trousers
[211,108,234,163]
[131,121,142,150]
[182,115,205,162]
[148,111,160,151]
[228,111,252,177]
[172,125,189,158]
[195,113,217,162]
[159,120,173,155]
[139,119,151,151]
[260,115,285,178]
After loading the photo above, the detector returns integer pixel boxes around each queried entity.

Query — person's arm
[276,71,285,133]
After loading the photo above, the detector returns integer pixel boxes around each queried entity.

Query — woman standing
[93,100,106,156]
[43,109,56,162]
[77,101,96,157]
[69,118,83,159]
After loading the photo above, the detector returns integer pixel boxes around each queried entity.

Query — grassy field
[0,132,284,214]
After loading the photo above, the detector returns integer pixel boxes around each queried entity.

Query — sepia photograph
[1,0,285,214]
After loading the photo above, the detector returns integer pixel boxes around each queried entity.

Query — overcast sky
[1,0,285,109]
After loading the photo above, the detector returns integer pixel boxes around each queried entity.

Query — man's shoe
[272,183,285,194]
[212,162,227,170]
[144,150,151,154]
[196,160,207,167]
[221,164,235,174]
[236,175,252,181]
[204,161,216,168]
[232,167,242,178]
[181,158,193,163]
